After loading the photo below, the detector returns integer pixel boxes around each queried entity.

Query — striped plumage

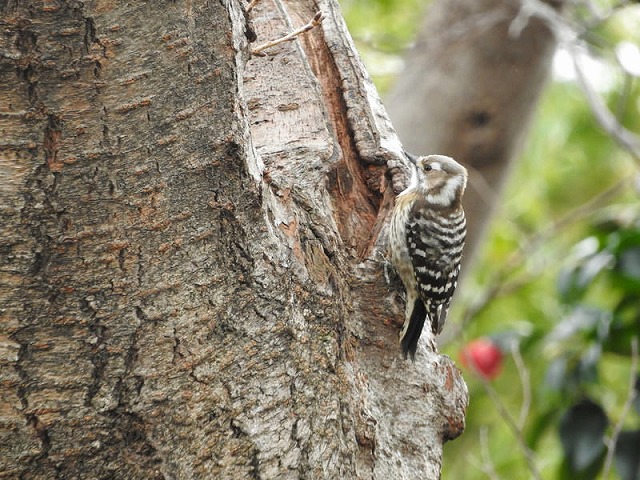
[389,154,468,358]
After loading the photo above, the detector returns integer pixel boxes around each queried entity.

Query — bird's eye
[424,164,433,171]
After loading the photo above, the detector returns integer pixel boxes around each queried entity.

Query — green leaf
[559,399,608,475]
[545,356,570,391]
[604,298,640,355]
[558,238,614,302]
[527,408,561,450]
[547,306,611,344]
[619,246,640,281]
[615,430,640,480]
[577,344,601,384]
[557,237,600,301]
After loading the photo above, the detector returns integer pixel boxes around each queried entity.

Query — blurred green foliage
[340,0,427,91]
[341,0,640,478]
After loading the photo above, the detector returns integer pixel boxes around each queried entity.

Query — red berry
[459,338,503,380]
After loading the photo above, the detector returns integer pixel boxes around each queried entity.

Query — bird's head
[408,154,468,207]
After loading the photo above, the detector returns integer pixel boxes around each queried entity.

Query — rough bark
[387,0,561,262]
[1,1,466,479]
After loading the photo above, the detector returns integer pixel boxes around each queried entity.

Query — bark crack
[43,114,63,171]
[12,338,54,466]
[136,245,144,287]
[292,1,383,258]
[83,295,106,406]
[230,419,262,479]
[15,26,40,105]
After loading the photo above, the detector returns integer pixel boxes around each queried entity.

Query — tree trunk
[1,1,466,479]
[387,0,561,262]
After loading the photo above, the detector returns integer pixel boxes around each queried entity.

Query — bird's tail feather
[400,298,427,360]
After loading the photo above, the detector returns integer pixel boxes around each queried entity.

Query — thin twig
[602,336,639,479]
[470,365,542,480]
[511,0,577,42]
[513,0,633,44]
[479,427,502,480]
[570,43,640,161]
[512,342,532,430]
[578,1,633,34]
[251,12,325,56]
[511,0,640,160]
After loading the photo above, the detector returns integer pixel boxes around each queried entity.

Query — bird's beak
[404,151,419,165]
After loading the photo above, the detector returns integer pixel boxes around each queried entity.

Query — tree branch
[512,342,532,430]
[510,1,640,161]
[251,11,325,56]
[570,44,640,161]
[602,336,639,479]
[479,426,503,480]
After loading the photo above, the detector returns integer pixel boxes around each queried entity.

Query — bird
[389,153,468,359]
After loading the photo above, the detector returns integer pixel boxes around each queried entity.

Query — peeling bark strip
[1,1,467,479]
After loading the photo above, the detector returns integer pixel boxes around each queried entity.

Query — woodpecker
[389,153,468,359]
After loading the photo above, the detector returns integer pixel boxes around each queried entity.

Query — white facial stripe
[430,162,441,171]
[426,175,465,205]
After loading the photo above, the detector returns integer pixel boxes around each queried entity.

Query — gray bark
[1,1,466,479]
[387,0,561,262]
